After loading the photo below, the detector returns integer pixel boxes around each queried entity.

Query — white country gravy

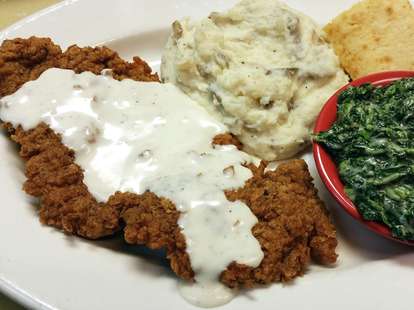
[0,68,264,307]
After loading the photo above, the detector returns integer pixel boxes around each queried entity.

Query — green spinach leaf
[314,78,414,240]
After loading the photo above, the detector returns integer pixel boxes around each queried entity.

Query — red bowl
[313,71,414,246]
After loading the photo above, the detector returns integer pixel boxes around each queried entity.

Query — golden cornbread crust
[324,0,414,79]
[0,37,337,288]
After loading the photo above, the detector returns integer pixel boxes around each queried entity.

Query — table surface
[0,1,58,308]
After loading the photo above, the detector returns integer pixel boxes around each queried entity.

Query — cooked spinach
[314,78,414,240]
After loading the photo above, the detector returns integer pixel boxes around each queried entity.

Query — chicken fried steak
[0,37,337,288]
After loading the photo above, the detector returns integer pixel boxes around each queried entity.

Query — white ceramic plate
[0,0,413,309]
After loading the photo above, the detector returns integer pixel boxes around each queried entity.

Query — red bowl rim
[313,70,414,246]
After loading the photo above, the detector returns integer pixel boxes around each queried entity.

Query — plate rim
[0,0,71,42]
[0,1,413,309]
[0,276,51,310]
[0,1,73,307]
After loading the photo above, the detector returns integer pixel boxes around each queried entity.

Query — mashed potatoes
[161,0,349,160]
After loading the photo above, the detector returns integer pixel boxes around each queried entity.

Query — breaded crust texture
[0,37,337,288]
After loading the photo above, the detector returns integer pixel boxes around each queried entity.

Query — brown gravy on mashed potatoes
[162,0,349,160]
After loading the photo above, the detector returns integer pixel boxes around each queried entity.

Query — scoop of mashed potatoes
[161,0,349,161]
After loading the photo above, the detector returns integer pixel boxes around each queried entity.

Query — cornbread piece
[121,160,338,288]
[324,0,414,79]
[1,37,337,287]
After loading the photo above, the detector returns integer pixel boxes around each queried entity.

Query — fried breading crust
[1,36,158,238]
[222,161,337,286]
[0,37,158,97]
[212,133,243,150]
[0,37,337,288]
[122,160,338,288]
[4,122,123,239]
